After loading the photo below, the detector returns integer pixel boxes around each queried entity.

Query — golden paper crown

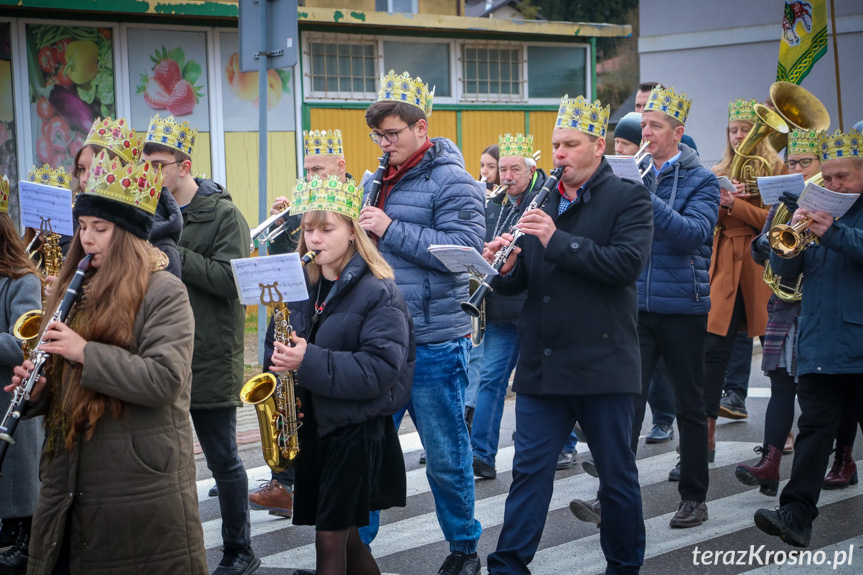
[291,176,363,221]
[820,129,862,161]
[84,117,143,164]
[303,130,344,157]
[728,99,758,123]
[499,133,534,158]
[644,86,692,125]
[0,175,8,214]
[83,150,164,215]
[377,70,434,117]
[145,114,198,157]
[28,164,71,189]
[556,95,610,138]
[787,129,822,157]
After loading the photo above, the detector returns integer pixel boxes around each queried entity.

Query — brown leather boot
[823,445,858,490]
[735,444,782,496]
[249,479,293,518]
[707,417,716,463]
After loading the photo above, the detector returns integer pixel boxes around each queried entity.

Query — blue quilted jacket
[361,137,486,344]
[637,143,720,315]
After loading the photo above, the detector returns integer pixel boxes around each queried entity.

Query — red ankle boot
[735,444,783,496]
[823,445,858,490]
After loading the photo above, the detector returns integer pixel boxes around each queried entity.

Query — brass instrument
[634,141,654,179]
[729,103,789,198]
[468,275,486,346]
[769,214,818,259]
[240,250,319,472]
[13,310,43,358]
[766,82,831,153]
[250,202,295,251]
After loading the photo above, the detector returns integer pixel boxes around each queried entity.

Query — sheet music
[605,156,643,181]
[797,182,861,219]
[231,253,309,306]
[18,180,74,235]
[716,176,737,193]
[428,244,498,277]
[755,173,806,206]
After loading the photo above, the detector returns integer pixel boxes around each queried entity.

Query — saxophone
[239,251,318,472]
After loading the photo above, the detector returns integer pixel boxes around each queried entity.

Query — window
[460,43,523,102]
[527,45,587,100]
[376,0,418,13]
[307,36,378,99]
[0,21,20,225]
[383,41,451,98]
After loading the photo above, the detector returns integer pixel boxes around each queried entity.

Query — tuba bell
[766,82,831,153]
[13,310,43,358]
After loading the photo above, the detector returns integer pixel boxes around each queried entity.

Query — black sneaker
[569,498,601,527]
[0,519,20,552]
[718,391,748,419]
[0,529,29,573]
[473,456,496,479]
[581,458,598,478]
[438,552,480,575]
[208,484,219,497]
[212,547,261,575]
[754,507,812,547]
[419,450,426,465]
[668,458,681,482]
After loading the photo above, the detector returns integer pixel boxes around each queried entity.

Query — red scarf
[376,138,434,210]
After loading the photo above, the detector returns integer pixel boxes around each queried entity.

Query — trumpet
[769,214,818,259]
[634,141,654,179]
[462,166,565,317]
[250,202,295,251]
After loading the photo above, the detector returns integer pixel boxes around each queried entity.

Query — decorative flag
[777,0,828,84]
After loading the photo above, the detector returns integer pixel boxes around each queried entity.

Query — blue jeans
[471,321,519,467]
[363,338,482,554]
[562,430,578,453]
[488,393,644,574]
[648,360,676,428]
[190,407,251,551]
[465,338,484,409]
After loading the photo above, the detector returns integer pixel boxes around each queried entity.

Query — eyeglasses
[785,158,815,169]
[369,123,414,144]
[148,159,185,169]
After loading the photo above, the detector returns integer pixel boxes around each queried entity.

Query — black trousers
[632,312,709,502]
[703,289,748,419]
[764,368,797,449]
[780,373,863,522]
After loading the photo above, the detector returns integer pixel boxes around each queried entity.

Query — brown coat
[707,197,773,337]
[27,271,206,575]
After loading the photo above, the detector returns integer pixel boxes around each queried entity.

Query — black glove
[753,234,771,262]
[779,191,800,213]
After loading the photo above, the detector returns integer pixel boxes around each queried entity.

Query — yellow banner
[777,0,828,84]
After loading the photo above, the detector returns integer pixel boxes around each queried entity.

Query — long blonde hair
[712,122,785,178]
[296,211,394,283]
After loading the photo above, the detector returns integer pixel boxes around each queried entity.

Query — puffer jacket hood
[150,189,183,278]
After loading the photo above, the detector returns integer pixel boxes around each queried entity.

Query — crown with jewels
[644,86,692,125]
[0,175,8,214]
[377,70,434,117]
[291,175,363,221]
[787,129,823,157]
[145,114,198,157]
[84,117,143,164]
[556,95,610,138]
[83,149,164,215]
[728,99,758,123]
[28,164,71,189]
[303,130,344,157]
[499,133,534,158]
[820,129,862,161]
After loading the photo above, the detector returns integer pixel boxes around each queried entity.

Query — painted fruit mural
[137,46,204,116]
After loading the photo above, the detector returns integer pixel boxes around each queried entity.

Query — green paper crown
[291,176,363,221]
[728,99,758,123]
[499,133,534,158]
[787,129,822,157]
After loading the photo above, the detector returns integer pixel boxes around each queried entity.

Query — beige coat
[27,271,206,575]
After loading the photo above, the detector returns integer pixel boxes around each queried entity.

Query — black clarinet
[0,254,92,476]
[461,166,564,318]
[363,152,390,209]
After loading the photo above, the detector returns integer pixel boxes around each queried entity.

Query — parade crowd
[1,67,862,575]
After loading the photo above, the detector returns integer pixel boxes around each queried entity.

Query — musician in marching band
[141,115,257,575]
[358,70,485,574]
[0,176,42,572]
[630,85,719,527]
[484,95,652,574]
[267,176,413,575]
[755,129,863,547]
[471,133,546,481]
[6,151,206,574]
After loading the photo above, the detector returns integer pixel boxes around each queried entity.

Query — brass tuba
[766,82,831,153]
[240,251,318,472]
[729,103,789,197]
[13,310,43,358]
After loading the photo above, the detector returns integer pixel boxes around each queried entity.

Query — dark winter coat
[493,158,653,396]
[150,189,184,278]
[484,169,546,323]
[178,179,251,409]
[284,254,415,436]
[769,195,863,375]
[360,137,486,345]
[637,143,720,315]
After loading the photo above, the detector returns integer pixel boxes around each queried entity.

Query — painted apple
[64,40,99,85]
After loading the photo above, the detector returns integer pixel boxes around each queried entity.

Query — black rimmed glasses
[785,158,815,169]
[148,159,185,169]
[369,123,415,144]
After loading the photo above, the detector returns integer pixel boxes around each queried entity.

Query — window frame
[455,40,527,104]
[523,40,592,105]
[379,35,456,104]
[302,32,381,103]
[380,0,419,14]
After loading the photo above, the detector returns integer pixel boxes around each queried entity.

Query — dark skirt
[292,399,406,531]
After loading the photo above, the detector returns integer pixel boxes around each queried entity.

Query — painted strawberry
[140,73,169,110]
[151,47,181,93]
[167,80,200,116]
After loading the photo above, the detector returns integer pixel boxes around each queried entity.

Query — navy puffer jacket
[360,137,486,344]
[637,143,720,315]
